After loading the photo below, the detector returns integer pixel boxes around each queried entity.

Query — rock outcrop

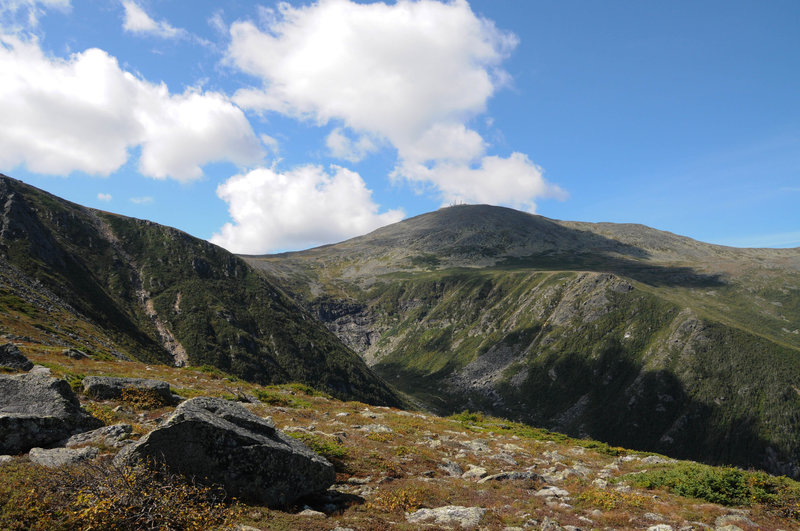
[0,372,102,454]
[0,343,33,371]
[115,396,336,506]
[82,376,172,404]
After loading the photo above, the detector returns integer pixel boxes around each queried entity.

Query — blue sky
[1,0,798,253]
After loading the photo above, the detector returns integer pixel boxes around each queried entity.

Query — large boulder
[115,397,336,506]
[0,343,33,371]
[82,376,172,404]
[0,372,102,454]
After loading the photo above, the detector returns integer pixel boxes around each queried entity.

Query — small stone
[592,478,608,488]
[646,526,673,531]
[462,439,491,453]
[714,515,756,528]
[477,471,541,484]
[535,486,569,498]
[642,455,673,465]
[357,424,393,433]
[61,348,88,360]
[461,464,487,479]
[540,516,563,530]
[644,512,665,521]
[439,459,463,477]
[0,455,13,465]
[298,507,325,517]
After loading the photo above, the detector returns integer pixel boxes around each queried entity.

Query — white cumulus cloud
[211,165,404,254]
[326,128,377,163]
[226,0,563,210]
[0,33,264,180]
[399,152,568,212]
[97,192,112,202]
[130,196,153,204]
[121,1,182,39]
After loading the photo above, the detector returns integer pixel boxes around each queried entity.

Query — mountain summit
[248,204,800,477]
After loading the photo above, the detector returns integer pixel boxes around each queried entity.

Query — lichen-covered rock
[406,505,486,529]
[0,372,102,454]
[82,376,172,403]
[29,446,98,468]
[0,343,33,371]
[115,396,335,506]
[64,423,132,448]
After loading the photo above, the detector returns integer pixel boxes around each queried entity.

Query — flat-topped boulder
[115,396,336,506]
[82,376,172,404]
[0,343,33,372]
[0,372,102,454]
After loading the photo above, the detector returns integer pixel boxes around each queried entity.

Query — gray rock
[714,526,743,531]
[0,372,102,454]
[0,455,13,465]
[477,470,541,484]
[61,348,88,360]
[356,424,393,433]
[64,423,132,448]
[29,446,98,467]
[642,455,674,465]
[439,459,464,477]
[82,376,172,403]
[406,505,486,529]
[115,396,335,506]
[647,526,674,531]
[714,515,756,528]
[540,516,563,530]
[534,486,569,498]
[461,464,488,479]
[0,343,33,371]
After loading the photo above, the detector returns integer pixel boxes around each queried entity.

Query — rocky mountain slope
[246,205,800,477]
[0,174,400,405]
[5,345,800,530]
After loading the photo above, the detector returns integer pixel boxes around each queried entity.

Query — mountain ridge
[0,174,401,406]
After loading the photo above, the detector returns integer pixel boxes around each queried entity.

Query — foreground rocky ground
[3,340,800,530]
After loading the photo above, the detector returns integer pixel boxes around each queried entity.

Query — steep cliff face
[248,205,800,476]
[0,175,401,406]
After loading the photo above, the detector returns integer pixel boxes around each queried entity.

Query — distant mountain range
[0,174,400,406]
[3,173,800,477]
[247,204,800,477]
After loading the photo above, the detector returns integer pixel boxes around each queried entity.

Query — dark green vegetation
[0,175,400,406]
[627,461,800,510]
[248,204,800,477]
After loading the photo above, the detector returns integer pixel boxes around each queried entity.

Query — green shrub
[627,462,800,507]
[254,389,311,408]
[287,432,348,462]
